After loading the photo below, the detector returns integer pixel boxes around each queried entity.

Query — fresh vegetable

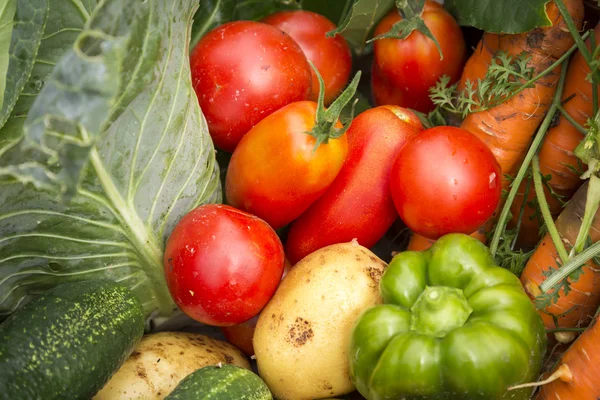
[350,234,546,400]
[221,315,259,357]
[285,106,423,264]
[521,181,600,339]
[0,280,144,400]
[254,241,387,400]
[372,1,466,113]
[225,70,361,229]
[220,258,292,356]
[189,20,312,152]
[262,10,352,105]
[164,204,285,326]
[165,364,272,400]
[458,0,584,197]
[509,24,600,248]
[407,229,487,251]
[390,126,502,240]
[95,332,250,400]
[536,311,600,399]
[0,0,221,320]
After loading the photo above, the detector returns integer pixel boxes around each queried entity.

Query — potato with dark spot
[94,332,249,400]
[254,241,386,399]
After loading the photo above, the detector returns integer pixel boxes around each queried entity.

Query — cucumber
[0,279,144,400]
[166,364,272,400]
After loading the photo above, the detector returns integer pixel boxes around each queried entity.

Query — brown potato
[94,332,249,399]
[254,241,386,400]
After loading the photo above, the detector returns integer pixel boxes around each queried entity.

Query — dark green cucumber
[0,279,144,400]
[166,364,272,400]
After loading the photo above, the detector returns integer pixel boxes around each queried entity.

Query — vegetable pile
[1,0,600,399]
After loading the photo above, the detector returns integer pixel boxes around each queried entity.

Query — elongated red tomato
[285,106,423,264]
[262,10,352,104]
[225,101,347,229]
[372,1,466,112]
[190,21,312,152]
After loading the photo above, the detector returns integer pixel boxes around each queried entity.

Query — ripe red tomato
[390,126,502,239]
[262,10,352,105]
[372,1,466,112]
[285,106,423,264]
[190,21,312,152]
[163,204,285,326]
[225,101,348,229]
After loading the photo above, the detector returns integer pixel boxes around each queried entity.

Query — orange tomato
[225,101,348,229]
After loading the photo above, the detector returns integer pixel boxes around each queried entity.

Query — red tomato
[221,259,292,356]
[390,126,502,239]
[190,21,312,152]
[262,10,352,105]
[372,1,466,112]
[286,106,423,264]
[225,101,348,229]
[163,204,285,326]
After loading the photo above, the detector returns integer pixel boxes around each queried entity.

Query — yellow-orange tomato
[372,1,466,112]
[225,101,348,229]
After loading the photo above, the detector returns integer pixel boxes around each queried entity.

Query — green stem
[540,240,600,292]
[546,327,586,333]
[555,0,599,82]
[511,176,532,249]
[307,61,361,151]
[591,33,598,115]
[490,60,570,256]
[557,105,589,135]
[572,175,600,255]
[532,155,569,263]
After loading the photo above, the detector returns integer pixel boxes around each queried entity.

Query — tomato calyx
[369,0,443,60]
[306,61,361,151]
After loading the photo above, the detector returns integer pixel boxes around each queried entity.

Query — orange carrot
[536,311,600,399]
[521,181,600,340]
[459,0,585,199]
[510,24,600,249]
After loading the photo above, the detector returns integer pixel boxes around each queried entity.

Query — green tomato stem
[307,61,361,151]
[490,58,570,257]
[532,155,569,263]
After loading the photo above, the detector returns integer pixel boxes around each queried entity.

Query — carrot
[535,311,600,399]
[509,24,600,249]
[459,0,585,199]
[521,181,600,339]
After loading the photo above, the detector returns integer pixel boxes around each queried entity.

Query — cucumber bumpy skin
[0,279,145,400]
[166,364,272,400]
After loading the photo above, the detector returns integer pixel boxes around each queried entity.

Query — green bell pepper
[349,233,546,400]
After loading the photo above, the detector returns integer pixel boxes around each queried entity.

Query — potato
[254,241,387,400]
[94,332,250,399]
